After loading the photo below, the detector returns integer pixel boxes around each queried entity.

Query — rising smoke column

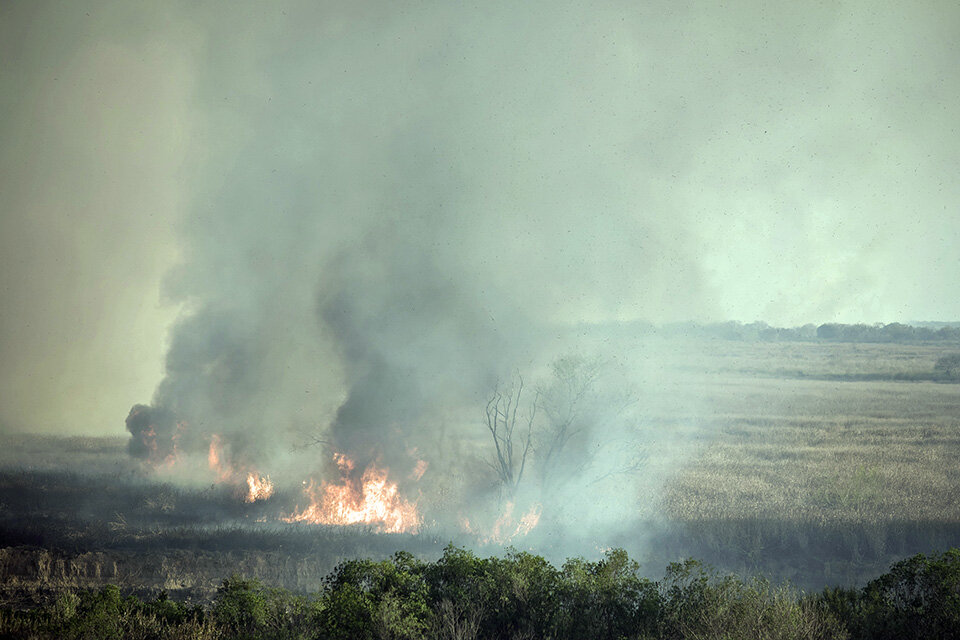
[318,232,543,477]
[121,2,556,473]
[123,1,713,521]
[125,404,177,462]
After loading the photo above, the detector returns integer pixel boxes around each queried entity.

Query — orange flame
[141,425,158,456]
[333,452,355,473]
[245,472,275,503]
[283,454,420,533]
[516,503,542,537]
[141,421,185,470]
[208,434,233,483]
[462,501,542,544]
[410,459,428,481]
[208,434,273,503]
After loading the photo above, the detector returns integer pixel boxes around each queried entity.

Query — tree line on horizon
[594,320,960,343]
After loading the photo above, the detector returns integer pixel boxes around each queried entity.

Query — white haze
[1,0,959,554]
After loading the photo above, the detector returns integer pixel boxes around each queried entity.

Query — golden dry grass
[661,377,960,524]
[633,339,960,586]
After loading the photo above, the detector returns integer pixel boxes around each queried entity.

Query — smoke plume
[62,0,954,550]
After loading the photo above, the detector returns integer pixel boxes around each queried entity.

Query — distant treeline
[813,322,960,343]
[595,320,960,343]
[2,546,959,640]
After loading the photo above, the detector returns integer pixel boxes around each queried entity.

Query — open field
[635,338,960,587]
[2,337,960,602]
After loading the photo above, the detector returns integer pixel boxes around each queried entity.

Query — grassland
[638,338,960,587]
[2,336,959,601]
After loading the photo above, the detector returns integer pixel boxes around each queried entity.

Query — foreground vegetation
[3,545,960,640]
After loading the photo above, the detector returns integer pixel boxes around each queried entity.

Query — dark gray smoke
[125,404,177,461]
[319,231,544,475]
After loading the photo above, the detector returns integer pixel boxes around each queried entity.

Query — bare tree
[536,355,603,479]
[482,357,641,502]
[536,355,639,487]
[484,374,537,495]
[432,598,483,640]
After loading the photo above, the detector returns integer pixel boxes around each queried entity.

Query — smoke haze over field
[1,0,959,447]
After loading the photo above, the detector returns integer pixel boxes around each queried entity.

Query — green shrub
[66,585,126,640]
[141,591,202,626]
[4,547,960,640]
[480,549,563,639]
[830,549,960,639]
[214,574,271,636]
[52,592,81,623]
[659,559,847,639]
[317,552,430,640]
[213,574,312,639]
[559,548,660,640]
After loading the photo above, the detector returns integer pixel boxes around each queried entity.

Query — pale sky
[1,0,958,434]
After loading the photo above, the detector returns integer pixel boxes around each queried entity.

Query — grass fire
[3,0,960,637]
[282,455,420,533]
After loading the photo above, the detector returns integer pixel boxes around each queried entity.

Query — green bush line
[2,546,959,640]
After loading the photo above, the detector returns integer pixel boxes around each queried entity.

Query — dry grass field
[2,336,959,598]
[634,338,960,587]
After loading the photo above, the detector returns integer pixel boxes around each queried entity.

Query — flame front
[245,472,275,503]
[462,501,542,544]
[283,455,420,533]
[208,435,232,482]
[138,420,185,469]
[208,434,274,503]
[410,459,428,481]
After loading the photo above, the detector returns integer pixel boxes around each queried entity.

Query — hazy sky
[1,0,958,434]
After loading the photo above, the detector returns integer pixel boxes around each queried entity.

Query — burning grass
[4,338,960,595]
[207,435,274,503]
[282,455,421,533]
